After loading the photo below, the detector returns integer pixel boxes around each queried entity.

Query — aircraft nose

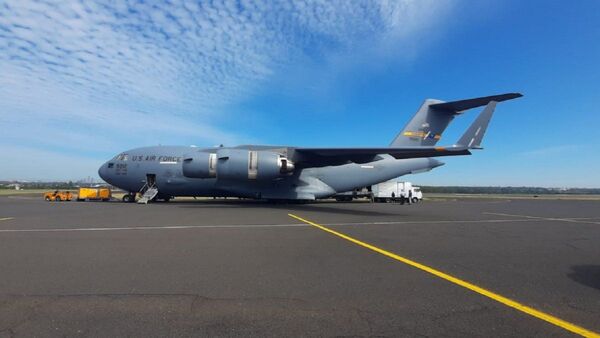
[428,158,445,168]
[98,162,109,182]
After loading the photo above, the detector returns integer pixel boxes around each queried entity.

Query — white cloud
[0,0,455,179]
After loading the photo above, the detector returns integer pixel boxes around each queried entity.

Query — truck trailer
[371,181,422,203]
[77,187,112,201]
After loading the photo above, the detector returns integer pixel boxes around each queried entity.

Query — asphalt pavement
[0,195,598,337]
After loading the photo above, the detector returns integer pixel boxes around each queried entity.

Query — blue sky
[1,0,599,187]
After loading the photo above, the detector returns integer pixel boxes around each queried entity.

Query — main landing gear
[122,192,172,203]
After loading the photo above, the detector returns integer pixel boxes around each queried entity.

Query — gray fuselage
[98,145,443,200]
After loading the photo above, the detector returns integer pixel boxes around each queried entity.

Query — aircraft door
[146,174,157,187]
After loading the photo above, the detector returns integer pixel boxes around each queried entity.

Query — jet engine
[182,152,217,178]
[216,149,294,180]
[182,149,294,180]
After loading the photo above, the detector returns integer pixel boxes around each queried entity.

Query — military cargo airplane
[98,93,522,203]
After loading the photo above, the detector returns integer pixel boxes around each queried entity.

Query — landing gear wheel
[122,194,135,203]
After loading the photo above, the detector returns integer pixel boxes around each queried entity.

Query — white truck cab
[411,186,423,202]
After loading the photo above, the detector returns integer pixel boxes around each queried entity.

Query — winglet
[456,101,497,149]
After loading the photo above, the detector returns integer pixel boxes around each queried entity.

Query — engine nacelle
[216,149,294,180]
[182,152,217,178]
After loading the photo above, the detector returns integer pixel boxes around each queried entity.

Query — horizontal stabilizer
[430,93,522,113]
[457,101,497,149]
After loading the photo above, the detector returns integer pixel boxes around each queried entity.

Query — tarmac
[0,195,599,337]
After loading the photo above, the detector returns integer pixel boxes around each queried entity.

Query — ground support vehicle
[44,191,73,202]
[371,181,423,203]
[77,187,112,201]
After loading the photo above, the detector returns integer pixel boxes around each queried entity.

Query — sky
[0,0,599,187]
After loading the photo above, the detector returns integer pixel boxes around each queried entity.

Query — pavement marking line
[288,213,600,338]
[326,218,541,226]
[0,223,310,233]
[0,218,543,233]
[484,212,600,225]
[0,217,14,222]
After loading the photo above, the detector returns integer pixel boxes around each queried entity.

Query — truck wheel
[122,194,133,203]
[55,196,61,202]
[45,196,51,201]
[412,197,419,203]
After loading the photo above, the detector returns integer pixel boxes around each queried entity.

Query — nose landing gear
[122,193,136,203]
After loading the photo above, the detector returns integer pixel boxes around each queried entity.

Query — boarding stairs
[137,184,158,204]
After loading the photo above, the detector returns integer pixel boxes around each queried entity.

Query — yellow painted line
[0,217,14,222]
[288,213,600,338]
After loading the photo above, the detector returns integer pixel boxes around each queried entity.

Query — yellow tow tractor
[77,187,112,201]
[44,190,73,202]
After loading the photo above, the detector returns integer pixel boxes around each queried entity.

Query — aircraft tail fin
[390,93,522,147]
[389,98,452,147]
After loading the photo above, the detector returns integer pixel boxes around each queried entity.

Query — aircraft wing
[292,146,471,167]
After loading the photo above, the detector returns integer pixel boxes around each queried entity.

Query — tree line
[419,186,600,195]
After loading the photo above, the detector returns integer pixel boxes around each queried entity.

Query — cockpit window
[116,153,129,161]
[107,163,114,168]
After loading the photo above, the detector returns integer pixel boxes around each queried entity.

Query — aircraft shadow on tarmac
[567,265,600,291]
[172,200,401,217]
